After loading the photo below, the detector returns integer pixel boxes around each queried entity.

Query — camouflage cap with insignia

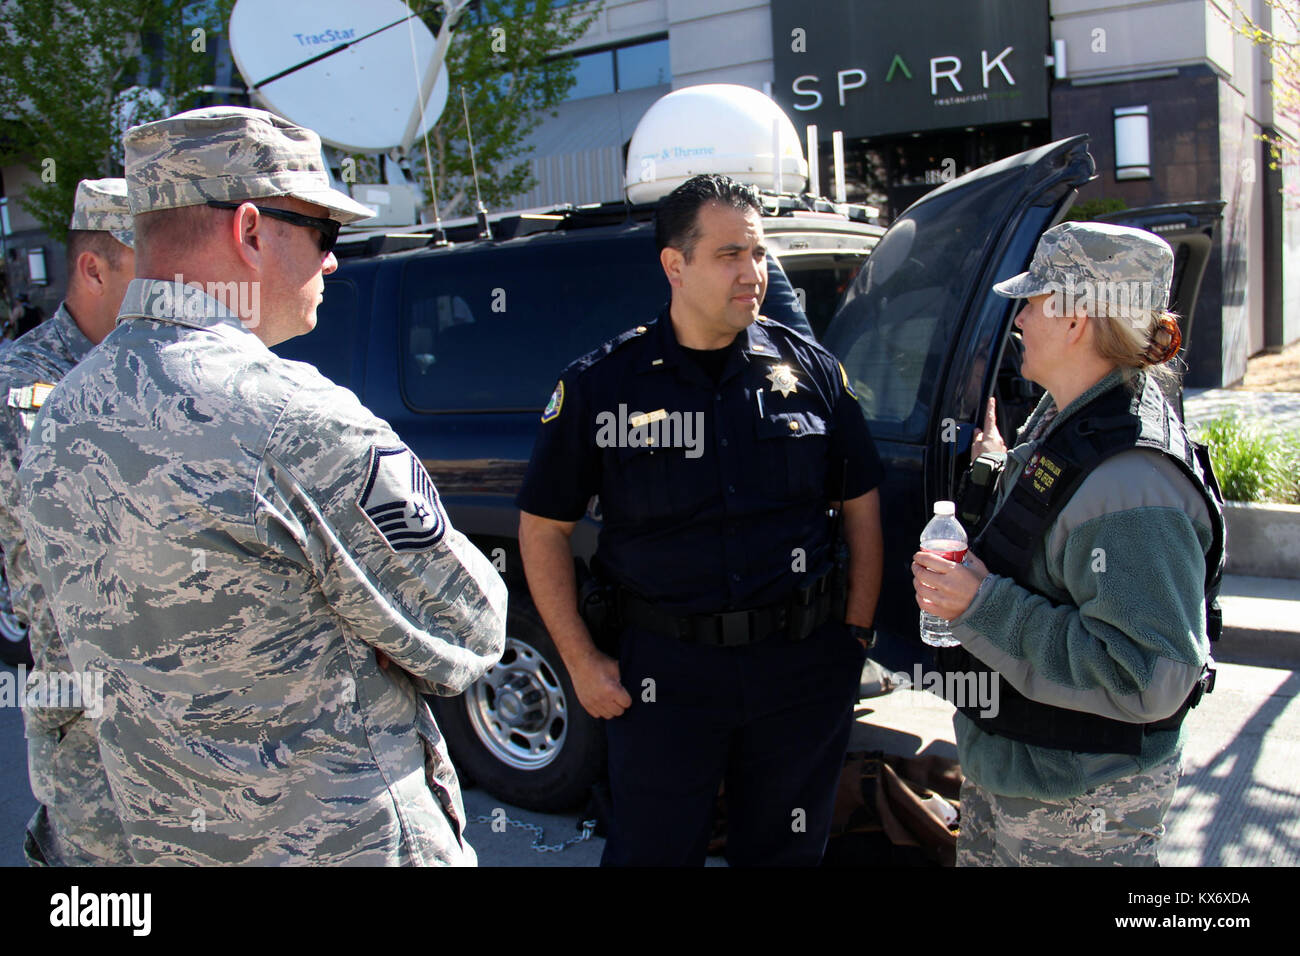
[123,106,375,224]
[993,221,1174,311]
[69,178,134,249]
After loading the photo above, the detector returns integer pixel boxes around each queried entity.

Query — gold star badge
[766,364,799,398]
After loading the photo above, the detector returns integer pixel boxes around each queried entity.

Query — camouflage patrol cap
[123,106,375,224]
[993,221,1174,311]
[69,178,134,249]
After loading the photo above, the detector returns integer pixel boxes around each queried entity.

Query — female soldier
[912,221,1223,866]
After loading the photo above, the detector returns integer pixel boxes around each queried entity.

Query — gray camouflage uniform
[1,178,137,866]
[21,279,506,864]
[18,107,506,865]
[0,304,133,866]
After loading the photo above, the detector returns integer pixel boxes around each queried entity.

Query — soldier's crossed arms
[253,374,505,697]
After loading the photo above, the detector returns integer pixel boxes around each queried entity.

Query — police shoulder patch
[541,380,564,423]
[838,362,857,399]
[356,445,447,552]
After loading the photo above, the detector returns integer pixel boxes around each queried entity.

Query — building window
[560,37,670,101]
[27,248,47,285]
[569,49,616,98]
[1114,106,1151,181]
[616,38,670,91]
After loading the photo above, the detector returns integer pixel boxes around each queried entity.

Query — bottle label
[922,539,967,564]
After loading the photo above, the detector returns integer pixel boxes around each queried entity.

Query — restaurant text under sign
[771,0,1050,139]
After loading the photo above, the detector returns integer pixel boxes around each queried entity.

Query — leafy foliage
[404,0,601,217]
[0,0,235,242]
[1063,197,1129,222]
[1195,413,1300,504]
[1227,0,1300,207]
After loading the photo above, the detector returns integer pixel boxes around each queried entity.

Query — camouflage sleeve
[0,388,79,735]
[254,373,506,696]
[0,398,29,596]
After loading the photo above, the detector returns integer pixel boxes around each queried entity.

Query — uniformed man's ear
[660,246,684,289]
[230,202,267,272]
[76,251,105,293]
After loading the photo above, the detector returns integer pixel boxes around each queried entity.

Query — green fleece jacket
[951,369,1214,801]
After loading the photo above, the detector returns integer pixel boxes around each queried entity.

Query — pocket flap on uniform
[756,410,828,439]
[614,439,670,460]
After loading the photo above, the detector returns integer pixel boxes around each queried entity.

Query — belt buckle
[718,610,750,647]
[786,600,812,641]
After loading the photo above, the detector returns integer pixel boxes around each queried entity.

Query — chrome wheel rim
[466,636,569,771]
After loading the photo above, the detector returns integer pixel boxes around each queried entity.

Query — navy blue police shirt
[516,308,884,616]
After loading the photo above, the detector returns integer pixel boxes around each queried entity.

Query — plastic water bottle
[919,500,967,648]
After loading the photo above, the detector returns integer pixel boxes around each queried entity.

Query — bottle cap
[933,500,956,516]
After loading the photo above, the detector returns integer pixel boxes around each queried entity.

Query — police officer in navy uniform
[517,174,884,866]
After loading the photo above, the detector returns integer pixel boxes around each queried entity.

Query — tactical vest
[939,373,1225,755]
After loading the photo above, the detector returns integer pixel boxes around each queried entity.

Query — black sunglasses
[206,200,341,254]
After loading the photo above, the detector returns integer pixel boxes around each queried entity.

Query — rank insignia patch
[766,364,799,398]
[357,446,447,552]
[541,380,564,423]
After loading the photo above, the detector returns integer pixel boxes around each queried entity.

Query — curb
[1224,502,1300,580]
[1216,623,1300,670]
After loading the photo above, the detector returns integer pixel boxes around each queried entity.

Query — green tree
[1063,197,1129,222]
[0,0,235,242]
[406,0,601,217]
[1229,0,1299,206]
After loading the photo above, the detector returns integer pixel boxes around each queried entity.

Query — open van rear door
[822,135,1095,660]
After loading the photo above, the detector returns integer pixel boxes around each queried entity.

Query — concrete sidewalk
[849,574,1300,866]
[851,657,1300,867]
[1184,388,1300,434]
[1217,574,1300,668]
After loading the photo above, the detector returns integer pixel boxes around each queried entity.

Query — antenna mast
[461,86,491,240]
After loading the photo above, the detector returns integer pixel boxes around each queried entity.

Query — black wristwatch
[847,624,876,649]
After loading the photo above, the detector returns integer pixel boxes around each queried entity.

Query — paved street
[2,654,1296,867]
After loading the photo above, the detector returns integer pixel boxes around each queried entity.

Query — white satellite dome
[625,84,809,204]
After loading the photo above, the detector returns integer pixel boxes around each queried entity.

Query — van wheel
[431,602,605,812]
[0,567,31,667]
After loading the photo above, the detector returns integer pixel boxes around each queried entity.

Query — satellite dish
[625,84,809,205]
[228,0,449,153]
[112,86,170,165]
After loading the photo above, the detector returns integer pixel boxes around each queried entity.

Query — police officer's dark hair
[65,230,126,275]
[655,174,762,260]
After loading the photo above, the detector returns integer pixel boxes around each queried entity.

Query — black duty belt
[616,573,837,647]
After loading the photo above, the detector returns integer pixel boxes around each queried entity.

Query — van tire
[431,601,605,812]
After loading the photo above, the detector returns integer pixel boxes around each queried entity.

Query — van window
[399,233,669,412]
[823,171,1013,442]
